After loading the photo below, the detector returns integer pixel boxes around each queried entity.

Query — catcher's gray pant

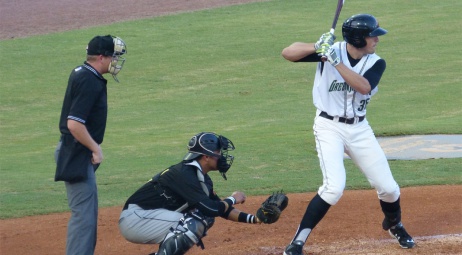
[55,142,98,255]
[119,204,183,244]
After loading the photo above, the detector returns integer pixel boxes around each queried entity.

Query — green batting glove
[325,47,340,66]
[314,32,336,51]
[315,42,332,55]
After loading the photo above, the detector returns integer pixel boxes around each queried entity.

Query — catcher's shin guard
[157,213,213,255]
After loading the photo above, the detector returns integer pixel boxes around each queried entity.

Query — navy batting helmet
[342,14,387,48]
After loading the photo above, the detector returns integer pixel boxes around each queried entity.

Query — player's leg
[119,206,182,244]
[346,121,400,202]
[156,211,215,255]
[64,164,98,255]
[285,118,347,255]
[346,120,415,248]
[314,119,349,206]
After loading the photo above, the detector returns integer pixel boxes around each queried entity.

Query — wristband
[238,212,257,224]
[224,196,236,206]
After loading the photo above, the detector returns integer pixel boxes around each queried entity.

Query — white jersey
[312,41,381,118]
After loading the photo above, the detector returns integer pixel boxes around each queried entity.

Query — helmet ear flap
[353,30,367,48]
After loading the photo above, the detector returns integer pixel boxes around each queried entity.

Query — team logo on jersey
[328,80,354,92]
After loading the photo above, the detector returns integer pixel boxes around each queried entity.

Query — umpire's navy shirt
[59,62,108,144]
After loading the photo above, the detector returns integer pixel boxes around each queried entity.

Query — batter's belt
[319,111,365,124]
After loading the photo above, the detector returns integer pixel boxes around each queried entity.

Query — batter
[281,14,415,255]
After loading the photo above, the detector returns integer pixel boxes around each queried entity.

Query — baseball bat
[322,0,345,61]
[329,0,345,35]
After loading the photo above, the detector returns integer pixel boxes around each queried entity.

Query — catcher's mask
[342,14,387,48]
[87,35,127,82]
[183,132,235,180]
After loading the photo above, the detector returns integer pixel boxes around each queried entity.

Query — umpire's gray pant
[55,141,98,255]
[64,166,98,255]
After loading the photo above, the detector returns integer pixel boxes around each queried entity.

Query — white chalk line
[258,233,462,252]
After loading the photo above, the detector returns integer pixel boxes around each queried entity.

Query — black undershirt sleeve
[363,59,386,90]
[295,53,322,62]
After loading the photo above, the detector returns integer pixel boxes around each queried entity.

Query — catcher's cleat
[283,240,304,255]
[388,222,415,249]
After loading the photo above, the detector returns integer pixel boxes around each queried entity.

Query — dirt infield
[1,1,461,254]
[0,0,268,40]
[1,186,461,255]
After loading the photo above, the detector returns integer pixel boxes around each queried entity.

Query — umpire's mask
[108,36,127,82]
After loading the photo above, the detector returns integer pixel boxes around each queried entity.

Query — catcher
[118,132,288,255]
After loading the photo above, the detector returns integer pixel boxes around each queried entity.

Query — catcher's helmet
[183,132,235,180]
[342,14,387,48]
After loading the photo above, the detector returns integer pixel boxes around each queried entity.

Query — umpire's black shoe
[283,240,304,255]
[388,222,415,249]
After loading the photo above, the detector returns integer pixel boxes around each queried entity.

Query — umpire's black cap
[86,35,115,56]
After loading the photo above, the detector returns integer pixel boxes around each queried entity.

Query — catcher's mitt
[256,191,289,224]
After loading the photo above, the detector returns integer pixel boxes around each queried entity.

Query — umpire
[54,35,127,255]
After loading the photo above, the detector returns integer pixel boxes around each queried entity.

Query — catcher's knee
[183,211,214,241]
[157,212,213,255]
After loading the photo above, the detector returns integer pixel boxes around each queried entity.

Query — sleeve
[363,59,386,90]
[68,74,102,124]
[163,166,228,217]
[295,53,323,62]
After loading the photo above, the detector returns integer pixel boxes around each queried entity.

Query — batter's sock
[292,194,331,243]
[380,197,402,230]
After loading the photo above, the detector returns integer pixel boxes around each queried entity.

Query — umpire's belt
[319,111,365,124]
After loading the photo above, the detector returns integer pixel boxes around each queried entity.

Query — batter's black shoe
[283,240,304,255]
[388,222,415,249]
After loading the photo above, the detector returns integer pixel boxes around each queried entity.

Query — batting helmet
[342,14,387,48]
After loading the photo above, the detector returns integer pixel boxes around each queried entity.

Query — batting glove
[314,32,336,51]
[324,46,341,66]
[316,43,331,55]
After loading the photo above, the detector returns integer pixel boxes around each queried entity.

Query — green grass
[1,0,461,219]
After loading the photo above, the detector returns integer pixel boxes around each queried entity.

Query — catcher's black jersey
[123,161,227,217]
